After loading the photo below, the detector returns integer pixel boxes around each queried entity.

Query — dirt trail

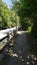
[5,31,37,65]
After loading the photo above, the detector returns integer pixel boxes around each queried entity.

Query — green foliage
[0,0,19,29]
[0,0,11,29]
[9,10,20,26]
[12,0,32,30]
[12,0,37,37]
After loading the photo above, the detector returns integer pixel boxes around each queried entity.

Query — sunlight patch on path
[17,31,25,34]
[17,31,29,34]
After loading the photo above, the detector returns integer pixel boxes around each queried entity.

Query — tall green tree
[12,0,32,29]
[12,0,37,37]
[0,0,20,29]
[0,0,12,29]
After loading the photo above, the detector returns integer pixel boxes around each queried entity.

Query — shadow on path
[4,31,37,65]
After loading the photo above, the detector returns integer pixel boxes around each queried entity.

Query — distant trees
[12,0,37,37]
[0,0,12,29]
[1,0,37,37]
[0,0,19,30]
[12,0,32,30]
[9,10,20,27]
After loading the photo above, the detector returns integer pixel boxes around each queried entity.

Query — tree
[12,0,32,30]
[0,0,20,29]
[0,0,12,29]
[12,0,37,37]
